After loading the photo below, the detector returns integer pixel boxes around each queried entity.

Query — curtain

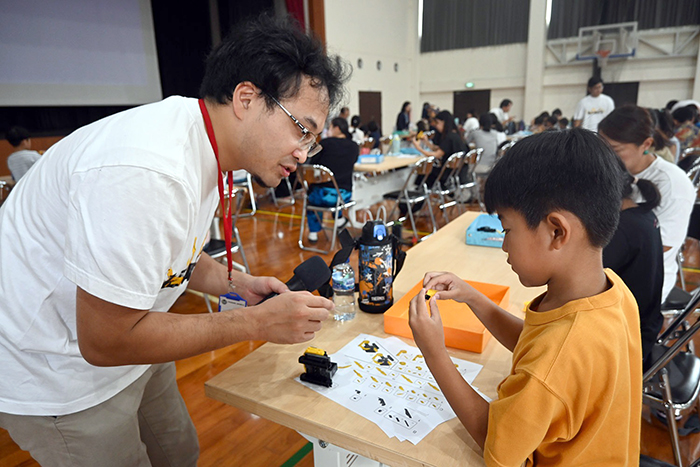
[421,0,531,53]
[547,0,700,40]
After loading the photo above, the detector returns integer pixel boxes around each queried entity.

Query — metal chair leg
[661,369,684,467]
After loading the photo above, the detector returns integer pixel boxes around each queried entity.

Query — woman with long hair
[396,101,411,131]
[599,105,696,302]
[412,110,466,188]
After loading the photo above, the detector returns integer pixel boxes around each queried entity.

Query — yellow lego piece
[304,346,327,357]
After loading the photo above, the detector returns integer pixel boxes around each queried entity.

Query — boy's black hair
[484,129,623,248]
[552,108,562,117]
[200,15,350,113]
[500,99,512,109]
[7,126,30,147]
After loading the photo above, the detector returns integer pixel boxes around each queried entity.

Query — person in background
[599,105,695,302]
[408,129,641,465]
[338,106,350,122]
[645,108,675,164]
[489,99,514,126]
[544,115,559,131]
[412,110,465,188]
[366,120,381,149]
[530,113,547,134]
[649,108,680,163]
[421,102,431,120]
[462,109,479,141]
[551,108,563,120]
[603,157,663,370]
[349,115,364,145]
[666,100,678,111]
[573,76,615,132]
[305,117,358,243]
[0,16,345,466]
[6,126,42,181]
[558,117,569,130]
[467,114,499,176]
[489,113,507,145]
[673,105,700,154]
[396,101,411,131]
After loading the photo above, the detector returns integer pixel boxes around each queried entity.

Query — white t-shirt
[573,94,615,132]
[489,107,509,124]
[7,149,41,181]
[0,96,219,415]
[634,156,696,301]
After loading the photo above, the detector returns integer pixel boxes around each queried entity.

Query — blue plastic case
[465,213,504,248]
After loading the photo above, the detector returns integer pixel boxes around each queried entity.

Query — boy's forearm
[423,349,490,449]
[467,293,523,352]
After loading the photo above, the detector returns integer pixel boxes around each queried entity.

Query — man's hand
[423,271,481,304]
[242,291,333,344]
[235,274,288,305]
[408,289,447,359]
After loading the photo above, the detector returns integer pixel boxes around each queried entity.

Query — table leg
[299,433,387,467]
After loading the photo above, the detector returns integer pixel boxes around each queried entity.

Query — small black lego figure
[299,347,338,388]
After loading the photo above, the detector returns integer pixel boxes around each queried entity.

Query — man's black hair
[7,126,30,147]
[484,129,623,248]
[199,15,349,113]
[500,99,512,109]
[587,76,603,89]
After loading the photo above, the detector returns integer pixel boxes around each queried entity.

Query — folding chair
[427,151,464,223]
[454,148,483,213]
[202,186,250,312]
[297,164,356,254]
[268,176,296,208]
[383,156,438,242]
[643,287,700,467]
[230,170,257,217]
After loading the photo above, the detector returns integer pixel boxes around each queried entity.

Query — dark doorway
[602,82,639,107]
[453,90,491,123]
[359,91,382,133]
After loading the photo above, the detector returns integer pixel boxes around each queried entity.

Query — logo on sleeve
[161,237,206,289]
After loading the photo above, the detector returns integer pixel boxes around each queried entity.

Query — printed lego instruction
[297,334,487,444]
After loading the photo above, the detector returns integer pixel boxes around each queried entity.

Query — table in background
[205,211,544,466]
[351,155,421,225]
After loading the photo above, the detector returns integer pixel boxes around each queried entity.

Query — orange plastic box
[384,280,510,353]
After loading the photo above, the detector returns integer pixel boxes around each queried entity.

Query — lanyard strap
[199,99,234,285]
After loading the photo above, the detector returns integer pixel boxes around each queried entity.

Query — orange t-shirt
[484,269,642,466]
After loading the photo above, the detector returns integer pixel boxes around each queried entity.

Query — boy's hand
[409,289,446,359]
[423,271,478,304]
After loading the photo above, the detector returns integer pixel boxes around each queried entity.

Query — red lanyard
[199,99,234,285]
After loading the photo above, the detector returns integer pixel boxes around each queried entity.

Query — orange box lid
[384,279,510,353]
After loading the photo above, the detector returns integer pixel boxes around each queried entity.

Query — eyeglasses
[267,94,322,157]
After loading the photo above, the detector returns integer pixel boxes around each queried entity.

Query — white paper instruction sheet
[296,334,485,444]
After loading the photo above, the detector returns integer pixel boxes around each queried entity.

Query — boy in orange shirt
[409,129,642,466]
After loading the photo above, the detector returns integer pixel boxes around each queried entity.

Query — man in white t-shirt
[573,77,615,132]
[0,16,348,467]
[5,126,41,181]
[489,99,514,125]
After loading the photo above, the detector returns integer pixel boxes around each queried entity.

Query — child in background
[409,129,642,465]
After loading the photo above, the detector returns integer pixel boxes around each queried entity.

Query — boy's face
[498,208,552,287]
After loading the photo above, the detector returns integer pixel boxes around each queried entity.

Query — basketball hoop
[595,49,611,67]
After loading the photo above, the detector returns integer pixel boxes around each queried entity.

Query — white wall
[324,0,420,134]
[417,24,700,123]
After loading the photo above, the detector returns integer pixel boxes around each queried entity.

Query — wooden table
[205,211,545,466]
[354,155,421,173]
